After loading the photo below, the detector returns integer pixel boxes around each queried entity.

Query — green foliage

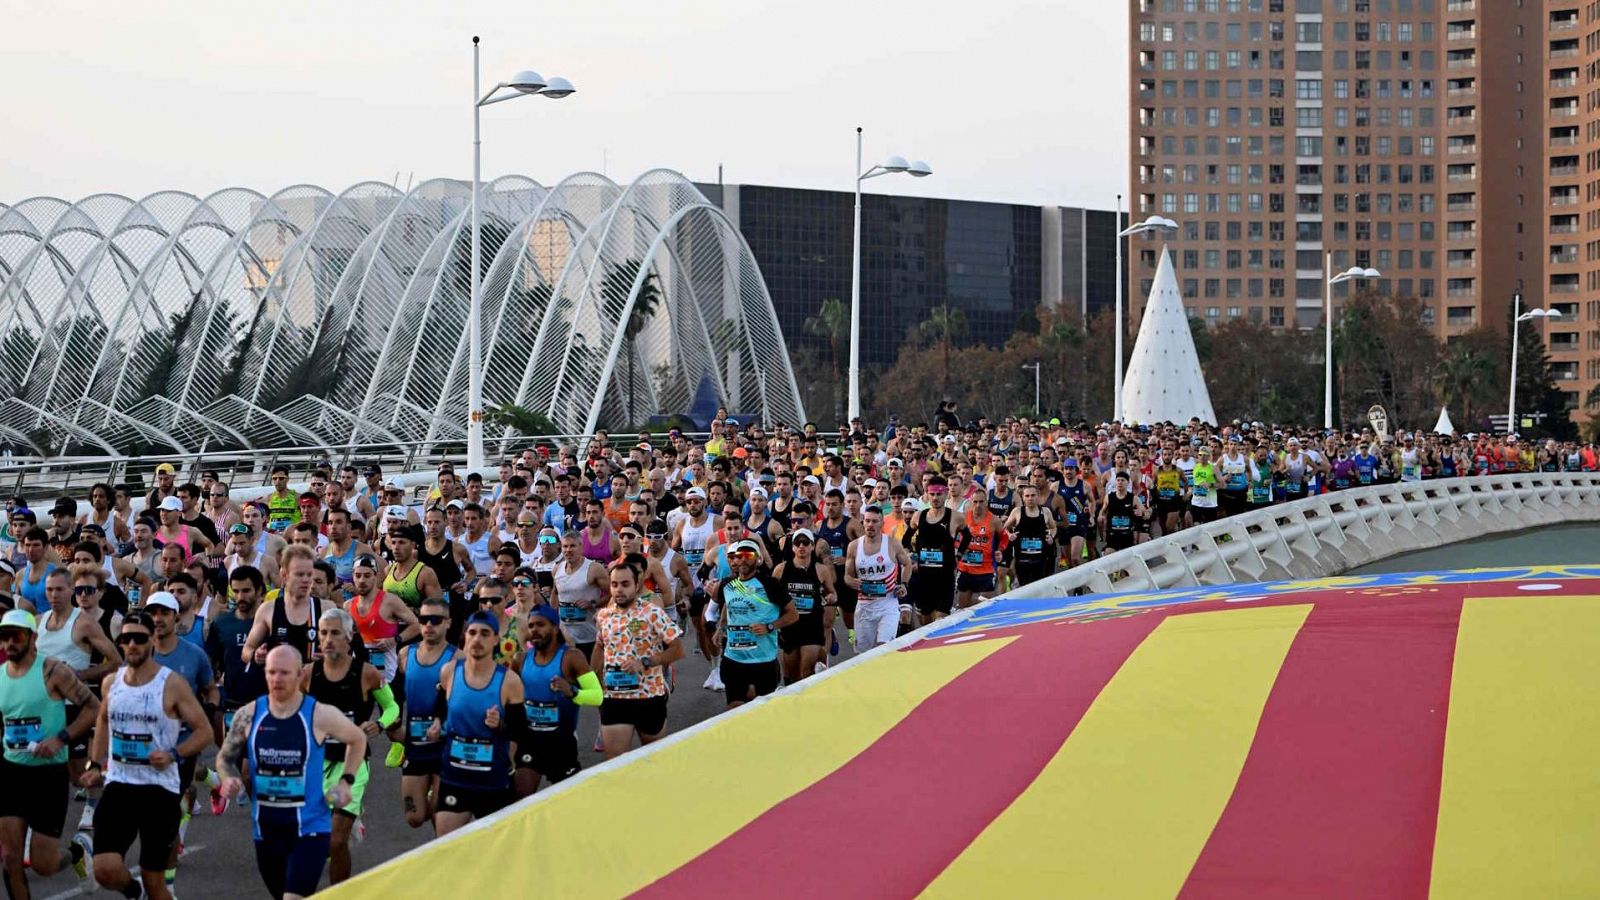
[485,403,559,437]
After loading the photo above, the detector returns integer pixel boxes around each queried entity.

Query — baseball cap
[0,609,37,631]
[791,527,816,542]
[728,539,761,556]
[158,496,183,512]
[888,457,903,466]
[900,498,919,511]
[385,505,408,519]
[383,479,403,491]
[1062,458,1079,468]
[725,418,739,426]
[802,474,820,485]
[154,463,176,476]
[143,591,180,612]
[464,611,501,635]
[50,497,76,516]
[748,486,768,498]
[446,499,466,510]
[685,487,707,500]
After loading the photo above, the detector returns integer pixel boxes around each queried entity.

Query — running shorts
[322,760,370,818]
[94,782,181,871]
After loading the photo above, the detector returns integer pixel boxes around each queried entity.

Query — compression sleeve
[373,683,400,728]
[502,700,527,734]
[431,684,449,721]
[573,670,603,707]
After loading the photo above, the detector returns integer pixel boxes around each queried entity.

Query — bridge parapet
[1005,473,1600,599]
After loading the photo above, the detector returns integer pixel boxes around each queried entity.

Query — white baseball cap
[143,591,180,612]
[158,496,183,512]
[685,487,707,500]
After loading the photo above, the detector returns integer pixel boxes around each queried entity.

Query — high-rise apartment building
[1130,0,1596,424]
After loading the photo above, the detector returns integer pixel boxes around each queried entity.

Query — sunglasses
[73,585,99,596]
[517,522,538,528]
[477,595,505,605]
[513,578,535,587]
[729,550,759,560]
[418,615,447,626]
[538,535,558,544]
[116,632,151,646]
[791,537,813,545]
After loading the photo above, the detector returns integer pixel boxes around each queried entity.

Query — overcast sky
[0,1,1126,210]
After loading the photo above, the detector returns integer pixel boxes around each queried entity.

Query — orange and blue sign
[330,566,1600,898]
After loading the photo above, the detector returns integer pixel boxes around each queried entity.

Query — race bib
[253,764,306,807]
[725,625,756,650]
[407,717,434,742]
[1111,515,1132,530]
[793,594,815,612]
[917,549,945,566]
[961,549,983,566]
[448,736,494,771]
[1020,538,1043,554]
[558,602,585,623]
[860,580,889,598]
[111,730,154,765]
[524,701,560,732]
[3,717,41,751]
[603,667,640,692]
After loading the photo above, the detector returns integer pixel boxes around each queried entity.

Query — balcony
[1447,229,1479,242]
[1551,46,1580,59]
[1449,171,1478,182]
[1447,287,1476,298]
[1551,134,1580,146]
[1551,164,1580,177]
[1447,57,1477,69]
[1446,0,1474,9]
[1552,251,1580,265]
[1448,144,1477,155]
[1447,257,1476,268]
[1551,221,1580,233]
[1550,105,1580,118]
[1448,200,1477,212]
[1448,27,1477,40]
[1447,113,1477,126]
[1551,192,1581,205]
[1549,282,1581,294]
[1551,76,1580,89]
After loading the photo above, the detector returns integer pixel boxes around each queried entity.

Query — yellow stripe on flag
[1430,594,1600,897]
[924,604,1309,899]
[326,638,1011,899]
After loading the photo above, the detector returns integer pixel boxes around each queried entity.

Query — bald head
[265,644,303,699]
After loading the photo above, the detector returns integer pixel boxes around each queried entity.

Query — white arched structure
[0,171,804,455]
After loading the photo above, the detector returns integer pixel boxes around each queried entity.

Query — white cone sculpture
[1432,407,1456,436]
[1121,248,1216,425]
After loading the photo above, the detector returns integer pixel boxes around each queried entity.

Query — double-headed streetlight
[848,127,932,423]
[1507,292,1562,435]
[1113,208,1179,423]
[1323,256,1380,430]
[467,36,575,471]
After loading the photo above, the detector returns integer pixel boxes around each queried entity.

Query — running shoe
[385,742,406,769]
[71,832,92,895]
[209,786,229,816]
[830,634,839,657]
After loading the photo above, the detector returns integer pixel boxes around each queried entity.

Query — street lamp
[1113,209,1179,422]
[849,127,932,424]
[1323,256,1381,430]
[467,36,575,471]
[1507,292,1561,435]
[1021,362,1041,418]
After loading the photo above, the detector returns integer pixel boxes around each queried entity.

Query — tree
[485,403,558,438]
[1433,333,1500,429]
[1507,304,1575,440]
[1334,290,1440,430]
[602,259,663,424]
[919,303,969,393]
[804,298,848,426]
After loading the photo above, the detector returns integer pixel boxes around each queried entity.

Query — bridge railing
[1003,472,1600,600]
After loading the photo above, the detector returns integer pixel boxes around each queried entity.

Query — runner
[510,604,600,797]
[84,609,213,900]
[301,607,397,885]
[1100,471,1145,552]
[0,608,96,898]
[1189,447,1221,524]
[37,566,121,831]
[592,558,684,759]
[954,486,1001,610]
[381,524,442,617]
[706,540,796,707]
[904,474,956,623]
[263,465,301,535]
[427,611,525,836]
[1004,484,1057,586]
[144,589,219,893]
[843,507,914,654]
[815,490,861,648]
[206,565,268,814]
[215,644,367,900]
[773,528,834,683]
[243,546,328,665]
[396,597,456,831]
[319,508,370,589]
[345,554,420,769]
[458,503,501,580]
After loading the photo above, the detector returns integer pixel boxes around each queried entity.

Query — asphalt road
[32,631,856,900]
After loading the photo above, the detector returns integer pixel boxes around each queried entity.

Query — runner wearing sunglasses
[396,599,455,831]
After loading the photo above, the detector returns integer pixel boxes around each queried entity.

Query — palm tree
[805,297,848,424]
[1041,318,1085,416]
[1434,341,1495,425]
[920,303,968,393]
[619,266,663,424]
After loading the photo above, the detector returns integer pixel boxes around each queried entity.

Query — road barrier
[1005,473,1600,599]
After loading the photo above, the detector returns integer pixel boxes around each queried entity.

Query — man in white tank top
[459,504,501,579]
[83,610,214,900]
[843,507,915,654]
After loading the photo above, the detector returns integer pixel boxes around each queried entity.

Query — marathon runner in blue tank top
[707,540,796,709]
[426,611,525,837]
[396,598,455,831]
[511,604,601,797]
[215,644,367,900]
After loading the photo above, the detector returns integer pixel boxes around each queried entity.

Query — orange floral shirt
[595,601,681,698]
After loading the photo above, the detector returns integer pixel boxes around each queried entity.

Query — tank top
[160,526,193,563]
[349,591,398,679]
[418,540,463,598]
[402,643,457,756]
[957,509,997,575]
[17,561,53,612]
[1220,453,1249,492]
[1014,507,1050,568]
[268,595,322,660]
[105,666,180,792]
[516,539,542,568]
[553,559,600,644]
[853,536,897,601]
[817,516,852,569]
[1155,469,1182,501]
[678,515,714,586]
[309,658,371,761]
[743,514,783,560]
[98,555,121,590]
[907,509,955,577]
[36,607,90,671]
[383,562,425,612]
[324,541,359,586]
[520,647,579,736]
[442,662,510,790]
[0,654,68,765]
[780,558,824,622]
[579,527,612,567]
[248,695,330,839]
[462,530,494,578]
[1105,491,1136,535]
[265,492,300,533]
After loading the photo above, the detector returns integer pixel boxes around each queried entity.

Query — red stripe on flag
[631,612,1163,899]
[1179,594,1462,900]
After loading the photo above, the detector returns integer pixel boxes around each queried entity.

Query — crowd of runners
[0,410,1596,897]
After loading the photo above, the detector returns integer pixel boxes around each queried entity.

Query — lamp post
[1323,255,1380,430]
[1113,211,1180,423]
[849,127,931,424]
[1021,362,1041,418]
[467,36,575,471]
[1507,291,1561,435]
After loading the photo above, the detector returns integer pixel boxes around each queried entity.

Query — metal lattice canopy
[0,172,804,455]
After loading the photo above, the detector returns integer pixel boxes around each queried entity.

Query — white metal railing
[1002,473,1600,600]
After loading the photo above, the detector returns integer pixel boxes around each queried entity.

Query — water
[1349,523,1600,575]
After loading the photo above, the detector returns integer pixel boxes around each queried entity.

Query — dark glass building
[698,182,1118,371]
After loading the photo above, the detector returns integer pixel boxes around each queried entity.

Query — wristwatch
[56,729,72,745]
[641,655,655,669]
[340,772,356,786]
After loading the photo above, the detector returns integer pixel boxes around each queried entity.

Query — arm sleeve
[572,670,603,707]
[373,682,400,728]
[431,684,449,721]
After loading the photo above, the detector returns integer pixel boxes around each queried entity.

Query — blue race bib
[558,603,585,623]
[524,701,560,732]
[603,667,640,692]
[3,718,40,751]
[448,736,494,770]
[111,730,153,765]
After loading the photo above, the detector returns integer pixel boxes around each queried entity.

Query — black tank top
[418,540,464,599]
[270,595,323,659]
[310,657,372,759]
[816,516,851,569]
[1015,507,1051,564]
[745,514,784,560]
[987,487,1016,519]
[1105,492,1136,534]
[907,508,955,576]
[780,558,825,624]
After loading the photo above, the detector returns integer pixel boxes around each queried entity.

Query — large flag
[329,565,1600,899]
